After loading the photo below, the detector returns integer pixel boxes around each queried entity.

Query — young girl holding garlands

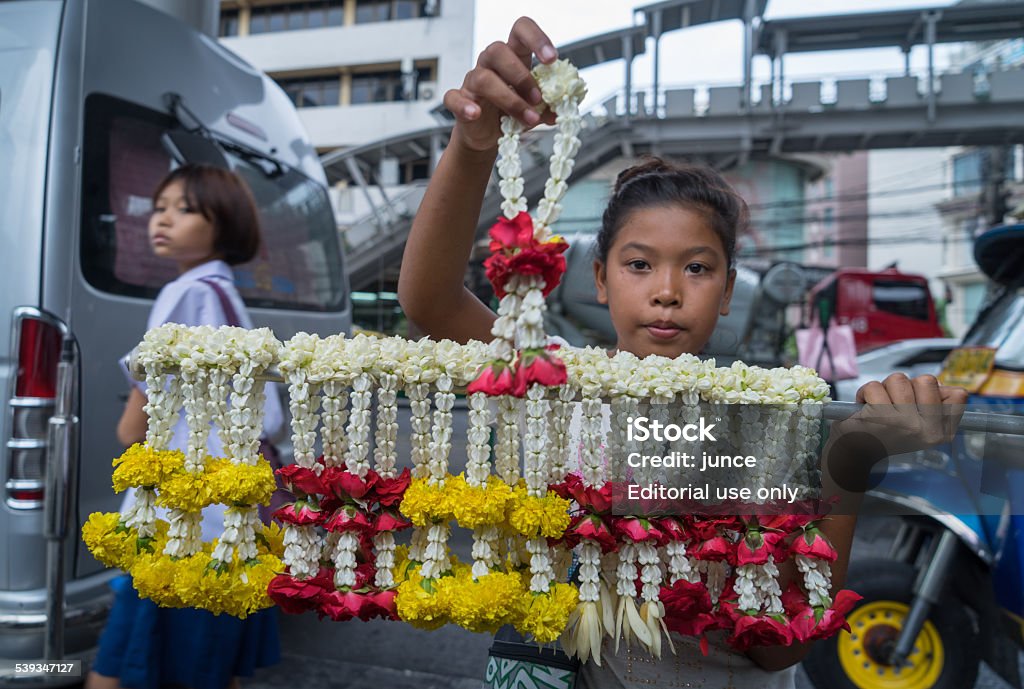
[398,17,967,688]
[88,164,283,689]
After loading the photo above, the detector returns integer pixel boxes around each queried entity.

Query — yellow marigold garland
[449,475,515,529]
[442,569,527,634]
[515,584,580,644]
[111,444,185,491]
[156,458,275,511]
[400,477,457,526]
[508,485,571,539]
[81,512,170,570]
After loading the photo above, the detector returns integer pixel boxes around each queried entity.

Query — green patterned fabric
[485,656,577,689]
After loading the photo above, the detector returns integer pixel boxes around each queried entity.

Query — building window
[355,0,434,24]
[219,10,239,36]
[277,75,341,108]
[248,1,345,35]
[350,67,431,104]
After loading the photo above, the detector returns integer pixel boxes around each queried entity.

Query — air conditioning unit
[418,80,439,102]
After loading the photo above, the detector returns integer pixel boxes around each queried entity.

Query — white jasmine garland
[179,363,210,472]
[406,382,432,481]
[283,524,321,579]
[471,525,501,579]
[547,384,575,484]
[345,373,373,478]
[332,531,361,589]
[373,531,397,588]
[373,373,400,477]
[495,396,520,485]
[122,487,157,538]
[420,522,451,579]
[797,554,833,608]
[527,537,554,593]
[321,379,348,468]
[465,392,492,488]
[163,509,202,558]
[579,391,604,488]
[666,541,698,585]
[523,384,549,496]
[428,374,455,485]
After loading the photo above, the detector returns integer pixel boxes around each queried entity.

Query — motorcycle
[803,223,1024,689]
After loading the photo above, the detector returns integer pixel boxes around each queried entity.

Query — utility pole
[983,146,1010,228]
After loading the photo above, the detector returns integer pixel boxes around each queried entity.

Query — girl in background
[398,18,967,688]
[88,164,282,689]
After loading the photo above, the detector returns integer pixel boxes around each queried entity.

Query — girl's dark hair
[153,164,262,265]
[597,157,748,268]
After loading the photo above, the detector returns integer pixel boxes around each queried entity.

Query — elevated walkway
[320,0,1024,289]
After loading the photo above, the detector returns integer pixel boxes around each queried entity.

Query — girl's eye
[627,259,650,271]
[686,263,708,274]
[180,206,195,214]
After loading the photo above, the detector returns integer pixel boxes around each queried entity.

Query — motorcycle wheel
[802,557,980,689]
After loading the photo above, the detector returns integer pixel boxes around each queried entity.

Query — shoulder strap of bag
[199,277,242,327]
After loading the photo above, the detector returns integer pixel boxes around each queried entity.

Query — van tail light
[16,316,63,398]
[7,308,66,508]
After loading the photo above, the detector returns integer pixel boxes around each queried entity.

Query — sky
[472,0,960,110]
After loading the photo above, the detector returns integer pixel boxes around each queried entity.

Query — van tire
[802,557,980,689]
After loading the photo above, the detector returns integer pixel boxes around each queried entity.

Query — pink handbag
[796,320,860,381]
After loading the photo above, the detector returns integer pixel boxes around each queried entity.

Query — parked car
[833,337,960,401]
[1,0,350,679]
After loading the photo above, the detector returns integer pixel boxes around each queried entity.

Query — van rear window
[81,94,346,311]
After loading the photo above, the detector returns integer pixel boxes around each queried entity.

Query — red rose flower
[728,614,794,651]
[323,505,374,534]
[275,465,325,496]
[612,516,665,544]
[318,589,384,622]
[506,247,567,297]
[693,535,733,561]
[562,514,618,552]
[370,590,399,620]
[321,467,378,501]
[515,348,568,389]
[734,530,786,566]
[810,589,862,640]
[656,517,688,542]
[790,528,838,562]
[665,612,718,638]
[488,211,535,253]
[467,361,521,397]
[266,569,330,615]
[374,509,412,533]
[552,474,613,515]
[660,579,713,621]
[273,499,323,526]
[373,468,411,508]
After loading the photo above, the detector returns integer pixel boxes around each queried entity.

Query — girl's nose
[651,274,682,307]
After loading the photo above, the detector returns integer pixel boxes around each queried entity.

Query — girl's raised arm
[398,17,558,344]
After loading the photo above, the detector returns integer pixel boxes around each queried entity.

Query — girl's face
[149,180,220,273]
[594,204,736,359]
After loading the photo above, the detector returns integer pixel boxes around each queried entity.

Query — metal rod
[44,337,77,661]
[129,349,1024,436]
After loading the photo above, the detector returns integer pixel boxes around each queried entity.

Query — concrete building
[218,0,474,158]
[865,148,947,290]
[804,152,869,270]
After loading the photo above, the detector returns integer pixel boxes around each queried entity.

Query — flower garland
[86,58,863,657]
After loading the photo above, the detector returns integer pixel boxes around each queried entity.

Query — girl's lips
[645,324,683,340]
[151,236,170,246]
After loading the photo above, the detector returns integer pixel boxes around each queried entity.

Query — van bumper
[0,570,117,687]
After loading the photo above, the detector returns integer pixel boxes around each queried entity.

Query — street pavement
[243,404,1022,689]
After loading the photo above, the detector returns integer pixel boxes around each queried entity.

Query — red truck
[807,268,945,353]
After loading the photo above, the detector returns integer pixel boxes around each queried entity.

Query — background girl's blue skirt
[93,575,280,689]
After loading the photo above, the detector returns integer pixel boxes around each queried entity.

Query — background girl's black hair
[153,164,262,265]
[597,157,748,268]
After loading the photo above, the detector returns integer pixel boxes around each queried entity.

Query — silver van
[1,0,350,678]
